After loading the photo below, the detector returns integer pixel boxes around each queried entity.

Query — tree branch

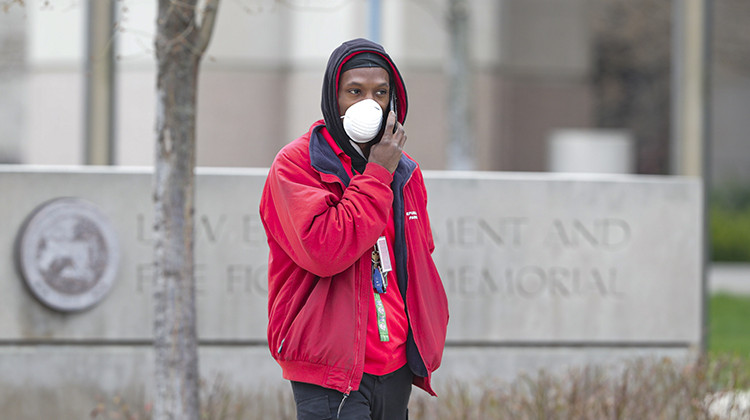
[2,0,24,12]
[195,0,220,55]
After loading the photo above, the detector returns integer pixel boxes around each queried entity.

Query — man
[260,38,449,420]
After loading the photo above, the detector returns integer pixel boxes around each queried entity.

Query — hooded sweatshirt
[260,38,448,396]
[321,38,408,174]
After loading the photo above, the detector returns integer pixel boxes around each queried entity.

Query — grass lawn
[709,293,750,357]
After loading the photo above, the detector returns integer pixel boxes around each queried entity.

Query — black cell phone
[389,93,398,133]
[390,92,397,117]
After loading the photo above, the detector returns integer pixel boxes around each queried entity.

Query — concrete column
[671,0,712,354]
[368,0,381,43]
[447,0,475,170]
[85,0,116,165]
[671,0,710,177]
[0,6,25,163]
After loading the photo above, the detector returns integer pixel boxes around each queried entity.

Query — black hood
[321,38,408,173]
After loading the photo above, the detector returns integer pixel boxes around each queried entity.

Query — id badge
[376,236,392,273]
[371,236,390,294]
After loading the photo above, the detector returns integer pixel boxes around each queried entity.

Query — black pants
[291,364,413,420]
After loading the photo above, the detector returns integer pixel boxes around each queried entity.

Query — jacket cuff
[364,162,394,184]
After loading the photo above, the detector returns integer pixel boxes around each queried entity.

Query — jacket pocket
[295,394,332,419]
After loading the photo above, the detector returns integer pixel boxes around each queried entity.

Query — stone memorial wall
[0,166,703,418]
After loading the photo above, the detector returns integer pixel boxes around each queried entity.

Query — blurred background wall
[0,0,746,185]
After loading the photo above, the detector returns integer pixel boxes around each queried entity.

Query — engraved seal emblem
[16,198,120,312]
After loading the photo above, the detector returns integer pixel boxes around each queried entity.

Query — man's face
[337,67,390,117]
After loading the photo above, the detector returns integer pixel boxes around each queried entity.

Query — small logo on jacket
[406,211,418,221]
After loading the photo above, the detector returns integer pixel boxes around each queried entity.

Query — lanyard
[373,293,389,342]
[371,236,392,342]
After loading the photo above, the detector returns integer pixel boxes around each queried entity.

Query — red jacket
[260,121,449,396]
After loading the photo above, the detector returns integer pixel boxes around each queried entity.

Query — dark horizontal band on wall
[0,339,694,349]
[444,340,695,349]
[0,339,269,347]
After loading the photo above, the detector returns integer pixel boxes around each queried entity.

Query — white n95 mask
[341,99,384,143]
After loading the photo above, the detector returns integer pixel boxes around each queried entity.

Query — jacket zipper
[341,257,365,417]
[336,386,352,419]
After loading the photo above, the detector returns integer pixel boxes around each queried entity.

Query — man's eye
[349,89,361,95]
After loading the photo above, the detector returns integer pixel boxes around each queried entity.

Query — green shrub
[711,205,750,262]
[712,183,750,212]
[711,184,750,262]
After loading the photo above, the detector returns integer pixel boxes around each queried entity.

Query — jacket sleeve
[414,166,436,254]
[261,150,394,278]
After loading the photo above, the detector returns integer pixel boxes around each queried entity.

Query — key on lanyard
[371,250,387,294]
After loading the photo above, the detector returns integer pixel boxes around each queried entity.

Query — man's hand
[368,111,407,173]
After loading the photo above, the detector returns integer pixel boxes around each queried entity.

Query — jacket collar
[309,123,416,189]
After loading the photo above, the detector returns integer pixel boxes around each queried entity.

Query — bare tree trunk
[153,1,219,419]
[446,0,475,170]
